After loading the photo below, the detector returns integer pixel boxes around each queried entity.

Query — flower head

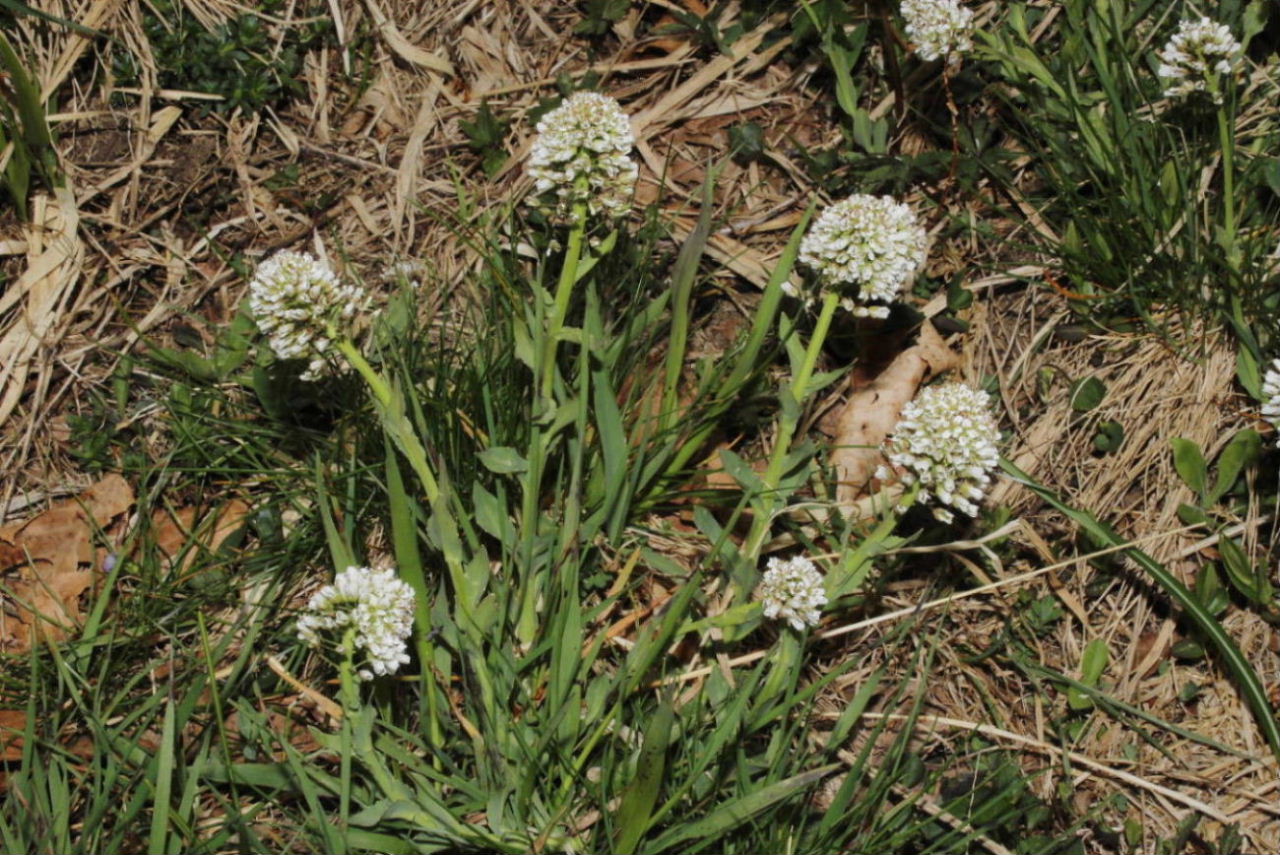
[901,0,974,64]
[527,92,638,225]
[799,194,928,318]
[1157,17,1241,103]
[878,382,1000,523]
[248,251,363,380]
[296,566,415,680]
[1261,359,1280,442]
[756,556,827,631]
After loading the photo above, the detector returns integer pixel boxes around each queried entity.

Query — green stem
[335,336,441,504]
[742,291,842,561]
[540,199,590,401]
[334,336,391,408]
[1215,100,1239,270]
[518,198,589,643]
[337,629,359,836]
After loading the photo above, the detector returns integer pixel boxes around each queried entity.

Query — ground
[1,1,1279,852]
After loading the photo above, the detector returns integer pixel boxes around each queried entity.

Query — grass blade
[650,764,839,852]
[147,699,176,855]
[613,699,675,854]
[1001,458,1280,765]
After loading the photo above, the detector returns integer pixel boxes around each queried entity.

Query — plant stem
[518,199,590,643]
[1215,100,1239,271]
[742,291,842,561]
[541,199,590,401]
[335,336,441,504]
[337,629,358,838]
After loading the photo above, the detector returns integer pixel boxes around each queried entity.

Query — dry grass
[1,0,1278,850]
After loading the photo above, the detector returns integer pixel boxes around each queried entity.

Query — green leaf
[946,278,974,311]
[715,448,765,495]
[1171,639,1205,661]
[471,482,514,545]
[1068,376,1106,412]
[1176,503,1210,527]
[477,445,528,474]
[1170,437,1207,498]
[1208,429,1260,505]
[650,765,839,851]
[613,701,675,854]
[1092,419,1124,453]
[1237,345,1262,400]
[1068,639,1109,711]
[1262,158,1280,200]
[147,699,177,855]
[1242,0,1270,49]
[1194,564,1230,618]
[1219,536,1272,605]
[728,121,765,163]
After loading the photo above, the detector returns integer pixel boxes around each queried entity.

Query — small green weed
[112,0,333,114]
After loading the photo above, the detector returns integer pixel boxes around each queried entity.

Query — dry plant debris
[0,473,131,650]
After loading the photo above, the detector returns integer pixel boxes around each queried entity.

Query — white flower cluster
[878,382,1000,523]
[756,555,828,631]
[901,0,974,64]
[799,194,929,318]
[1156,17,1242,103]
[248,251,362,380]
[1261,358,1280,443]
[527,92,638,225]
[296,565,415,680]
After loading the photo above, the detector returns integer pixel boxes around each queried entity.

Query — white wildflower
[1261,358,1280,442]
[248,251,363,380]
[901,0,974,64]
[799,194,928,318]
[878,382,1000,523]
[1156,17,1241,103]
[756,556,827,631]
[296,566,415,680]
[527,92,638,225]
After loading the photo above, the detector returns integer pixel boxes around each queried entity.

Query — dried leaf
[151,500,250,575]
[0,475,133,650]
[828,324,959,507]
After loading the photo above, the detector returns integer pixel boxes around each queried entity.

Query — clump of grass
[976,1,1280,334]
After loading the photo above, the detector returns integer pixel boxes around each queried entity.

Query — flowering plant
[248,250,362,380]
[878,382,1000,522]
[756,555,828,631]
[527,91,638,226]
[1156,17,1242,103]
[297,565,415,681]
[901,0,974,64]
[798,194,928,318]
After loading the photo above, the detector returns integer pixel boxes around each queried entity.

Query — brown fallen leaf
[150,499,250,576]
[828,324,960,508]
[0,709,25,762]
[0,475,133,650]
